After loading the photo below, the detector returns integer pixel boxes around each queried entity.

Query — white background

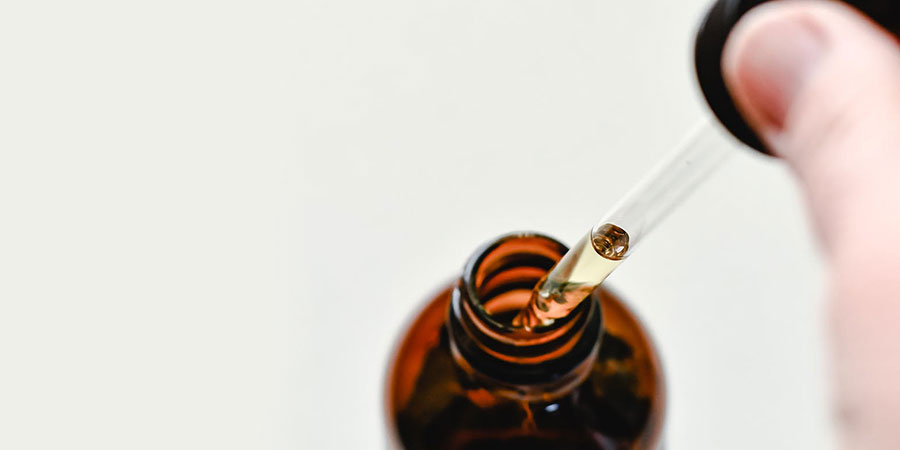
[0,0,834,449]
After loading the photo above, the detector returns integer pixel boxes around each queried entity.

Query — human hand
[722,1,900,448]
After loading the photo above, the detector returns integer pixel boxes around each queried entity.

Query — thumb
[723,1,900,447]
[723,0,900,247]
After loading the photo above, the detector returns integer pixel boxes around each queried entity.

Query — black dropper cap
[694,0,900,154]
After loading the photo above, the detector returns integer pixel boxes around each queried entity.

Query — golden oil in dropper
[513,223,629,330]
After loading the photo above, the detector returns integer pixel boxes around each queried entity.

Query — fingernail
[724,12,828,130]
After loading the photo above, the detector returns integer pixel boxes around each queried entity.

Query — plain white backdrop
[0,0,833,448]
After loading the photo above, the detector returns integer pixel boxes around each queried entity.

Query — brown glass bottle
[385,233,665,450]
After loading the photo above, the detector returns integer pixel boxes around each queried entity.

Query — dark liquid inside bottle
[385,234,665,449]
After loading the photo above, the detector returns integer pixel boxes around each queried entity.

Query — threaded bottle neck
[447,233,603,399]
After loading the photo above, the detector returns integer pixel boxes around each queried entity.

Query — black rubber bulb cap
[694,0,900,155]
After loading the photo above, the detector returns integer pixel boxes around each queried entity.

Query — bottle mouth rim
[461,231,589,337]
[449,231,603,389]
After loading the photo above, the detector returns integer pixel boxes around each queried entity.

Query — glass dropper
[513,120,736,330]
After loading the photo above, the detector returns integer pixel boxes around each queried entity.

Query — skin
[722,1,900,448]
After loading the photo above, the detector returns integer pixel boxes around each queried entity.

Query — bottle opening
[450,232,603,388]
[464,234,584,334]
[476,250,556,327]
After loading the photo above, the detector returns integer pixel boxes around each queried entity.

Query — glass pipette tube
[513,120,735,330]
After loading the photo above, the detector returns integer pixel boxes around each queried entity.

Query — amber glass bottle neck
[447,233,603,398]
